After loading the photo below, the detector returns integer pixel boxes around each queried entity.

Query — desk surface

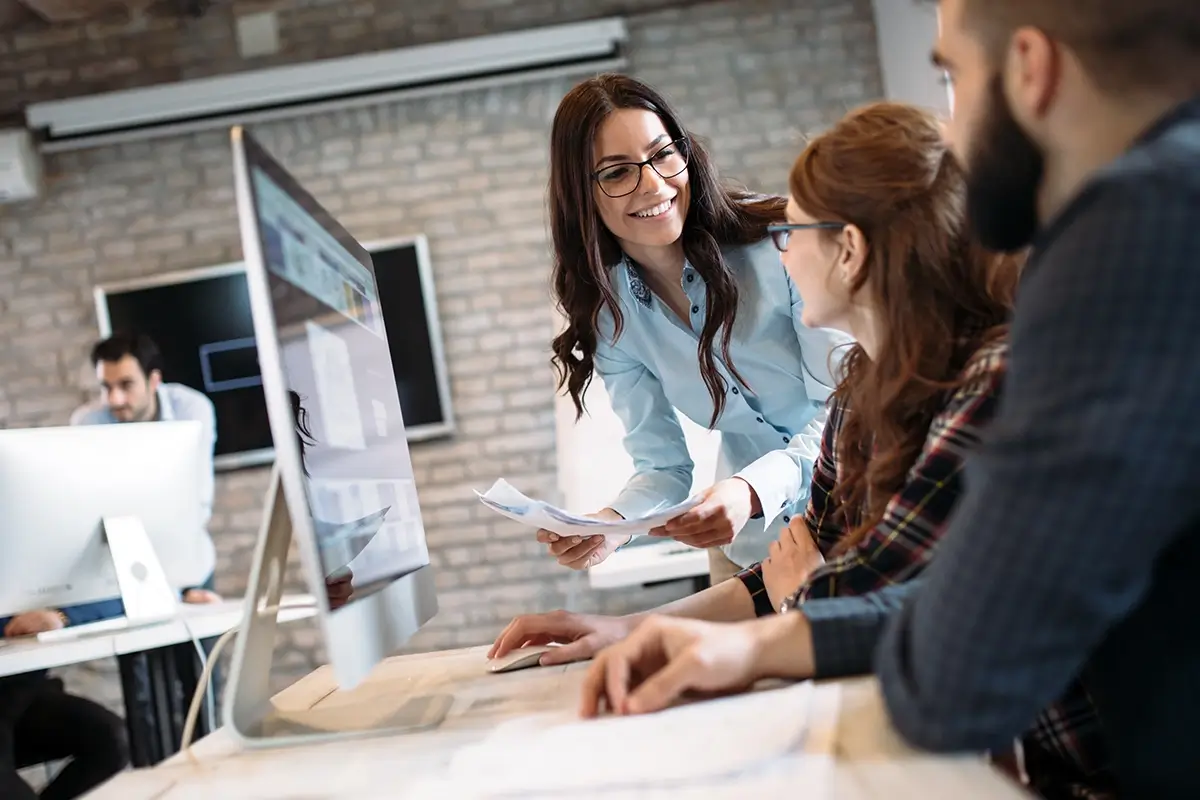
[87,645,1031,799]
[0,597,314,676]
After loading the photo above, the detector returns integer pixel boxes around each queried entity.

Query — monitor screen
[245,135,431,602]
[94,236,454,472]
[97,268,273,468]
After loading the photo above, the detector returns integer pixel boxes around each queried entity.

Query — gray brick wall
[1,0,882,712]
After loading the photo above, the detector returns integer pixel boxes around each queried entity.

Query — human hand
[652,478,759,548]
[539,508,629,570]
[4,609,66,637]
[326,571,354,610]
[488,610,637,666]
[182,589,222,605]
[761,517,825,610]
[579,612,815,717]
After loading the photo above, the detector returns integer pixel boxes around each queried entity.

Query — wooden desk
[86,646,1032,799]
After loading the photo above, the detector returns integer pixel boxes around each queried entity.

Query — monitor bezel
[231,124,437,689]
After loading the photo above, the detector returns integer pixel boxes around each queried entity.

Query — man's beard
[964,76,1045,252]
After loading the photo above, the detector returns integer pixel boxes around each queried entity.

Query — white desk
[86,646,1032,799]
[589,539,710,590]
[1,598,314,766]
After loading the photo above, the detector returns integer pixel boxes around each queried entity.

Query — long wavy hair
[789,102,1022,553]
[549,73,784,427]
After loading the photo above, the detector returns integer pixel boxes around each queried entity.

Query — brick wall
[0,0,702,116]
[0,0,883,710]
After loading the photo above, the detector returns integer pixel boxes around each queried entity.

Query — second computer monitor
[232,125,436,690]
[0,421,210,618]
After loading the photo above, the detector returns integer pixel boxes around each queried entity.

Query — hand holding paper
[538,508,626,570]
[475,479,701,539]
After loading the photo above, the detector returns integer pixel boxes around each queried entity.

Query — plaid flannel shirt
[736,338,1115,797]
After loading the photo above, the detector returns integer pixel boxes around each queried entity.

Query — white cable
[179,600,318,764]
[179,615,217,731]
[180,625,239,766]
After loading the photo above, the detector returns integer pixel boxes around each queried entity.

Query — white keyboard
[36,616,140,643]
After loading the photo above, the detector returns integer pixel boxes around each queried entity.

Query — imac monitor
[0,421,210,617]
[231,126,436,690]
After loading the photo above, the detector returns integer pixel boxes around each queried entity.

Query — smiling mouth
[630,197,676,219]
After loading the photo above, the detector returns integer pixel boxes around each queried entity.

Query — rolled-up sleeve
[735,407,824,529]
[595,340,694,521]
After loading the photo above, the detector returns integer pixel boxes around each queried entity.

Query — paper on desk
[408,682,821,798]
[315,506,389,578]
[476,479,701,538]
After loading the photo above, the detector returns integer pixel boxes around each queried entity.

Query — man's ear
[147,368,163,392]
[1005,26,1060,124]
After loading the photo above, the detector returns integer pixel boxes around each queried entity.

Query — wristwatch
[779,591,799,615]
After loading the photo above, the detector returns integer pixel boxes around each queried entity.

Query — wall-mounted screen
[93,236,454,471]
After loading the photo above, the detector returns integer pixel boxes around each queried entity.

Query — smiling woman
[540,73,849,581]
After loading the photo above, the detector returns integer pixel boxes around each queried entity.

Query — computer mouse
[487,644,555,674]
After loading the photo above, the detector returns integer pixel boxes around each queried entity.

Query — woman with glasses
[542,73,848,584]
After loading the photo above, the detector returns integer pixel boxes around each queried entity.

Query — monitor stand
[104,515,180,623]
[223,467,452,750]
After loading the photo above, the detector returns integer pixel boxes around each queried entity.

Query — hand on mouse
[489,610,637,666]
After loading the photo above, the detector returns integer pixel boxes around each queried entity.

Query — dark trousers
[0,676,129,800]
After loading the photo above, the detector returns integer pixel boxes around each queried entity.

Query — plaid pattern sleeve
[797,340,1007,603]
[736,401,846,616]
[804,400,847,555]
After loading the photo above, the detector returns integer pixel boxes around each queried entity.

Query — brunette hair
[946,0,1200,96]
[789,102,1022,552]
[549,73,784,427]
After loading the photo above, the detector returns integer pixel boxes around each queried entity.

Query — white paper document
[407,682,830,798]
[314,506,390,578]
[476,478,701,538]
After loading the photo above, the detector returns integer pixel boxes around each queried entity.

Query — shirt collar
[154,385,175,421]
[621,257,651,309]
[622,256,702,310]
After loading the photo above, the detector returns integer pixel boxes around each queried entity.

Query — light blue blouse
[596,237,851,568]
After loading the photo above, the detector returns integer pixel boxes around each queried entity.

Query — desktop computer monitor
[229,125,436,695]
[0,421,210,618]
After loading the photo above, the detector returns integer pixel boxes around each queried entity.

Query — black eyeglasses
[767,222,845,252]
[592,137,690,198]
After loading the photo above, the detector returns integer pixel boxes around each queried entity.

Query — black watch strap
[735,564,776,617]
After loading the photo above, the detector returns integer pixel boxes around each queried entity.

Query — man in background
[71,331,219,602]
[8,331,222,634]
[5,332,226,769]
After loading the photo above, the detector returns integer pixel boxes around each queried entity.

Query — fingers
[489,611,578,659]
[670,528,735,549]
[579,651,609,718]
[579,619,668,717]
[550,537,606,569]
[604,647,633,715]
[625,653,697,715]
[540,635,597,666]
